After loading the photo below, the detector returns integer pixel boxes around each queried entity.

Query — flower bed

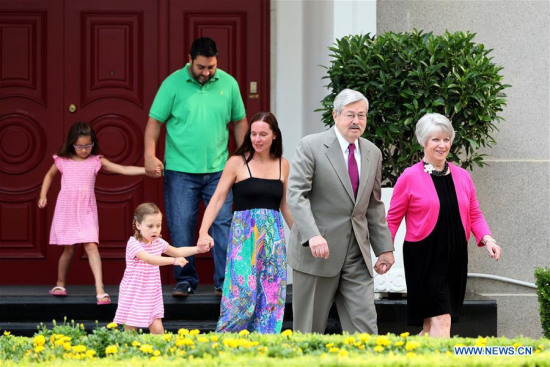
[0,321,548,366]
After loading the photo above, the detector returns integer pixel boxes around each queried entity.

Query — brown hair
[132,202,162,242]
[233,112,283,163]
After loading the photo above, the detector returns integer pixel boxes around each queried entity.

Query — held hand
[145,155,164,178]
[38,197,47,208]
[485,240,502,261]
[309,235,329,259]
[374,251,395,275]
[197,235,214,253]
[174,257,188,267]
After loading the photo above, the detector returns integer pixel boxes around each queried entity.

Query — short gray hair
[333,89,369,115]
[415,113,455,147]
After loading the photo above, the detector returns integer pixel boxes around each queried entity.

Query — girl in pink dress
[38,122,147,305]
[114,202,211,334]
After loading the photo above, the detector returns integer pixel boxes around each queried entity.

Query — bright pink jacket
[386,161,491,246]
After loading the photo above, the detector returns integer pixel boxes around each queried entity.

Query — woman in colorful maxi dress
[197,112,294,333]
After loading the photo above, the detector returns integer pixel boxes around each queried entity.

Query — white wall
[273,0,377,161]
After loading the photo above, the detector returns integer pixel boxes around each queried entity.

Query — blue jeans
[164,170,233,290]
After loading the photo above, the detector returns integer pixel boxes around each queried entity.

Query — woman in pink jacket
[386,113,502,338]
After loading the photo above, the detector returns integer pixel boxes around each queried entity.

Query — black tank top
[232,157,283,211]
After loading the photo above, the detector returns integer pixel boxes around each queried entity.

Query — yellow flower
[358,334,372,343]
[400,332,410,338]
[338,349,349,357]
[33,335,46,346]
[328,347,339,353]
[238,329,250,336]
[85,350,96,358]
[198,337,209,343]
[176,338,195,347]
[475,337,488,346]
[106,322,118,329]
[178,328,189,336]
[190,329,200,336]
[405,340,420,351]
[72,345,86,353]
[34,345,45,353]
[154,350,161,357]
[325,342,334,348]
[513,342,522,349]
[223,338,239,348]
[163,334,173,341]
[63,342,71,351]
[132,340,141,348]
[375,335,392,347]
[281,329,293,336]
[105,345,118,355]
[3,331,11,336]
[210,335,219,342]
[373,345,385,353]
[212,343,219,349]
[344,337,355,345]
[395,341,404,347]
[140,344,154,354]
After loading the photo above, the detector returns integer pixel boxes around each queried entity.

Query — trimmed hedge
[0,321,548,366]
[536,267,550,338]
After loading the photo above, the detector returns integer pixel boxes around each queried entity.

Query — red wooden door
[0,0,65,284]
[0,0,270,285]
[63,0,160,284]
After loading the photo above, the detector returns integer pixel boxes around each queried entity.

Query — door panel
[64,0,159,283]
[0,0,63,278]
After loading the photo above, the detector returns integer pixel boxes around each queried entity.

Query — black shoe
[172,281,194,297]
[214,288,223,296]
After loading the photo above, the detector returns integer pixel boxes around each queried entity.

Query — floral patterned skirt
[216,208,287,334]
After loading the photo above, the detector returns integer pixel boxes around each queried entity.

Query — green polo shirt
[149,64,246,173]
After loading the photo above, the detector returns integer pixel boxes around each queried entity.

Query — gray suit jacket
[287,127,394,277]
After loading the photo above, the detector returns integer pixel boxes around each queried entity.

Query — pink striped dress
[114,236,169,328]
[49,155,101,245]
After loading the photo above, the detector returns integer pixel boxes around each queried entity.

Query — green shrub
[318,30,510,186]
[535,267,550,338]
[0,323,548,365]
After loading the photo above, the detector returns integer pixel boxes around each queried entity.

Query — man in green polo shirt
[144,37,247,296]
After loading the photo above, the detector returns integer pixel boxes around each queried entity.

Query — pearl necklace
[423,160,448,176]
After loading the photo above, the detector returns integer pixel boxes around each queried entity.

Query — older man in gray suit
[287,88,395,334]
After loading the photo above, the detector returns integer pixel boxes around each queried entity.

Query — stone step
[0,285,497,337]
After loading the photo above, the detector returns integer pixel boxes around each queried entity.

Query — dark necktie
[348,143,359,197]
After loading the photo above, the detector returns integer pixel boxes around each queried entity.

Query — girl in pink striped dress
[114,202,211,334]
[39,122,147,305]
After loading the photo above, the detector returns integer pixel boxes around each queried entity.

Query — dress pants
[292,236,377,334]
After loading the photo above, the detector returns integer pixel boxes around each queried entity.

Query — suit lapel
[356,138,371,201]
[324,128,355,202]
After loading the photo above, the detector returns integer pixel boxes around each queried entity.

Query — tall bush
[535,267,550,338]
[319,30,510,186]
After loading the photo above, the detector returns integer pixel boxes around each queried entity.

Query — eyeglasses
[73,143,94,151]
[342,113,367,121]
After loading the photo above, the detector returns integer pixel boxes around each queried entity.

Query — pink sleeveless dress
[49,154,102,245]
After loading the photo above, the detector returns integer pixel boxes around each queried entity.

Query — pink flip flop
[49,286,67,296]
[96,293,111,305]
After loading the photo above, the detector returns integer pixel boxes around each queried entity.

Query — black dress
[403,173,468,326]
